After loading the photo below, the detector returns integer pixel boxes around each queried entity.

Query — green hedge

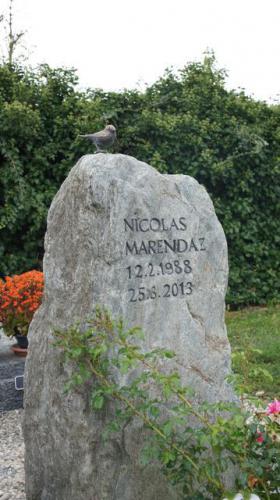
[0,56,279,307]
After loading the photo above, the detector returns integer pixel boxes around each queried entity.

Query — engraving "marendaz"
[125,238,206,256]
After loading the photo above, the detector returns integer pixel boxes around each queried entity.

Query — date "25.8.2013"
[128,281,193,303]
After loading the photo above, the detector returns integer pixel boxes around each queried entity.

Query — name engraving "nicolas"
[124,217,187,232]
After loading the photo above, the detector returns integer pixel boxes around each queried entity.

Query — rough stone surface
[23,154,235,500]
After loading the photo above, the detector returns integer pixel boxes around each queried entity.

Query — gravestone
[23,154,235,500]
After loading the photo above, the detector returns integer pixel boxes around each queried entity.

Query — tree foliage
[0,55,279,307]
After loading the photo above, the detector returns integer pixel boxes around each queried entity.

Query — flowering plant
[247,398,280,443]
[262,400,280,444]
[54,308,280,499]
[0,270,44,336]
[242,398,280,497]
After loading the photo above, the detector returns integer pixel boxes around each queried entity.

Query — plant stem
[86,358,224,494]
[120,338,213,428]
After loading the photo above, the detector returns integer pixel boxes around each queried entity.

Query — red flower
[256,431,264,444]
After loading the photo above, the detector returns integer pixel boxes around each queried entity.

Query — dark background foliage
[0,56,279,307]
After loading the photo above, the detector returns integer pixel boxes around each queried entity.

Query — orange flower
[0,270,44,336]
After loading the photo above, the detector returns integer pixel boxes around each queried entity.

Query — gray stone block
[23,154,235,499]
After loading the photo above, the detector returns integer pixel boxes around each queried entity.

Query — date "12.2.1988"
[126,259,192,279]
[128,281,193,303]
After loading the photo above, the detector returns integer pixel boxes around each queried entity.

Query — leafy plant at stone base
[0,270,44,347]
[54,308,280,500]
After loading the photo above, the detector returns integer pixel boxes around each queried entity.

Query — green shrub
[0,56,279,307]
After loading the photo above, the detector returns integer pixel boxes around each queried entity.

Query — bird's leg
[94,148,107,154]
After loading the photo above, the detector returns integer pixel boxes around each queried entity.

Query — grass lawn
[226,304,280,400]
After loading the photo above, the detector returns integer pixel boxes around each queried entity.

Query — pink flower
[266,400,280,415]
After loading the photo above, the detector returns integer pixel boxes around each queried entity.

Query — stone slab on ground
[0,332,25,412]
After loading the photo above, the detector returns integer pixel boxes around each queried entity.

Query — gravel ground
[0,410,25,500]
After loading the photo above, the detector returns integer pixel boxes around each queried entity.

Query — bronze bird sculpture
[79,124,116,153]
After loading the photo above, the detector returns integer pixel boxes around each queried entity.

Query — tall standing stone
[23,154,235,500]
